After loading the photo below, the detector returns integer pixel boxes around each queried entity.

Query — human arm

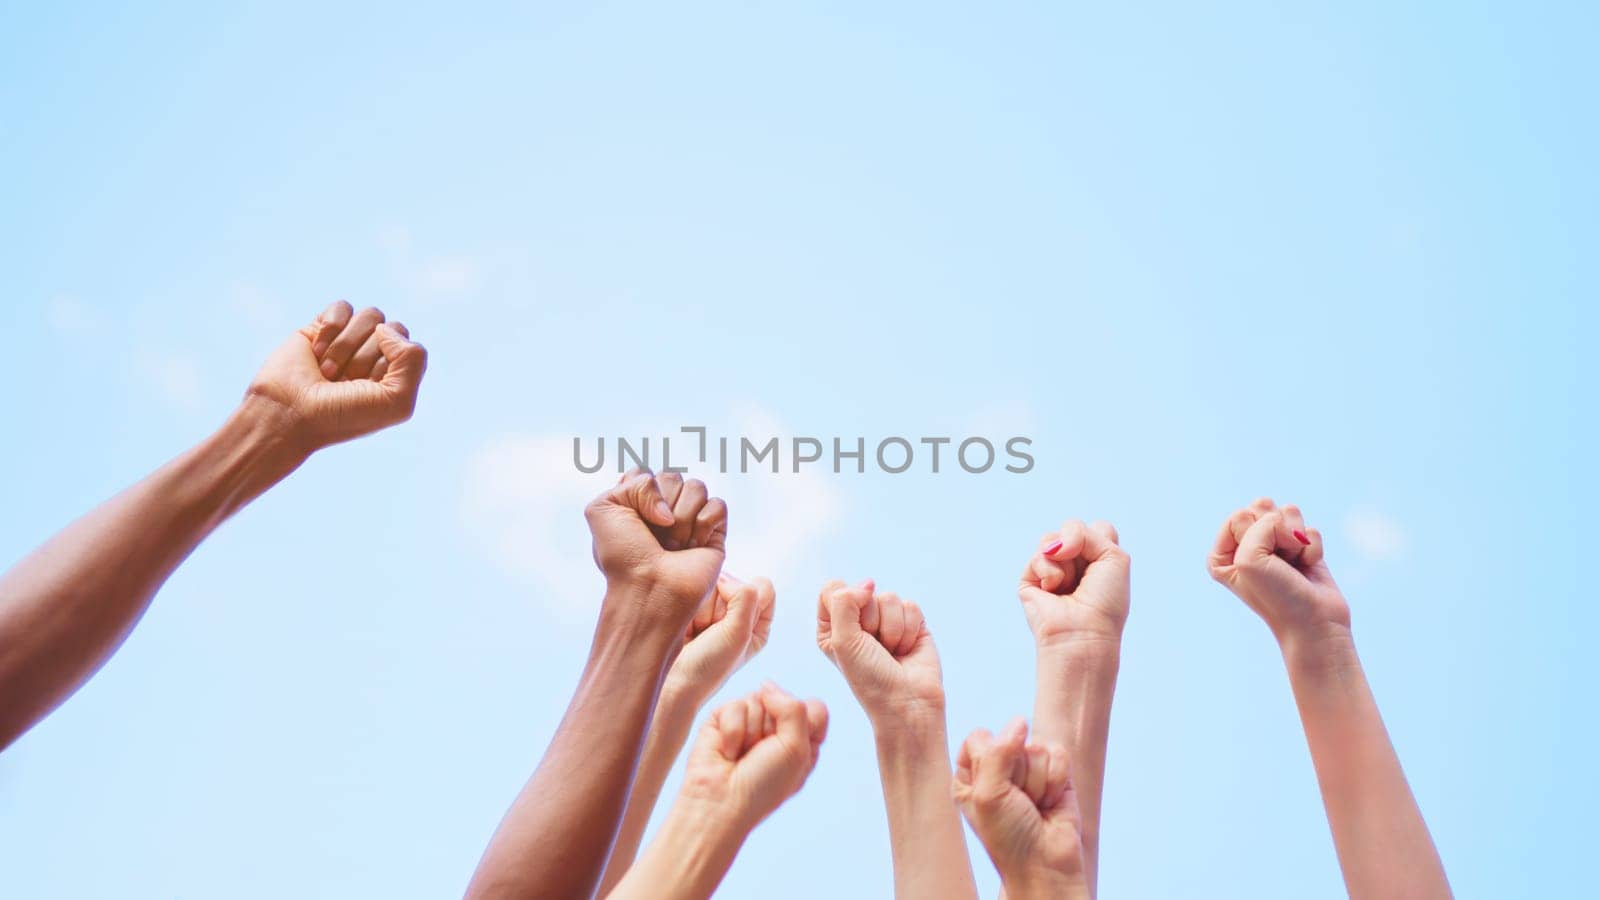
[0,301,426,749]
[607,683,827,900]
[595,573,775,896]
[1208,498,1451,899]
[1017,519,1130,894]
[816,580,978,900]
[464,471,729,900]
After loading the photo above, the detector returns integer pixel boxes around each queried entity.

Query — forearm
[0,396,307,748]
[1031,640,1119,890]
[873,707,979,900]
[1280,627,1450,899]
[466,603,679,900]
[605,801,746,900]
[1000,865,1092,900]
[596,682,701,896]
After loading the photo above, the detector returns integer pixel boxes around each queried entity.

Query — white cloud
[1343,509,1407,562]
[138,353,205,413]
[46,294,101,334]
[460,412,845,621]
[230,281,283,329]
[376,223,484,302]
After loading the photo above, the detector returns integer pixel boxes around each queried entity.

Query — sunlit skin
[596,572,776,897]
[1016,518,1130,896]
[816,579,979,900]
[607,683,828,900]
[954,718,1091,900]
[0,300,426,750]
[1208,498,1451,899]
[464,469,729,900]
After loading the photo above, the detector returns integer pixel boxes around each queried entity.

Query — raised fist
[246,300,428,449]
[665,573,776,706]
[816,580,945,722]
[954,718,1088,897]
[585,469,728,623]
[1018,520,1130,650]
[678,683,828,829]
[1206,498,1348,643]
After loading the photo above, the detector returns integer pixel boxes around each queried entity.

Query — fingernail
[1043,540,1063,557]
[1293,530,1310,545]
[312,341,329,357]
[319,359,338,379]
[854,578,874,592]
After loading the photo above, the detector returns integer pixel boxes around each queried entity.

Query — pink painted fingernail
[1043,540,1063,557]
[1293,530,1310,545]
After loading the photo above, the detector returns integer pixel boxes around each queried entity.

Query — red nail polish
[1043,540,1063,557]
[1293,530,1310,545]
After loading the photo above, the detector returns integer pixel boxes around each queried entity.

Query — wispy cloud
[45,294,101,334]
[137,353,205,413]
[1343,508,1407,561]
[460,411,845,621]
[377,223,485,303]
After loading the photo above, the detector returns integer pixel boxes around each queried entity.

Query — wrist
[1277,620,1359,677]
[593,593,683,665]
[1000,866,1086,900]
[867,695,947,741]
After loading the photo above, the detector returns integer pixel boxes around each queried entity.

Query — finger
[858,587,881,635]
[368,321,408,381]
[900,600,926,658]
[743,693,766,753]
[690,582,721,634]
[874,592,906,655]
[343,328,387,381]
[1238,510,1286,563]
[1208,509,1256,574]
[1279,504,1311,561]
[976,719,1026,800]
[1042,743,1073,810]
[321,306,386,379]
[1022,743,1050,804]
[718,581,760,645]
[690,496,728,553]
[1044,521,1088,562]
[1029,554,1073,594]
[820,582,872,648]
[804,698,828,769]
[373,323,428,420]
[656,470,686,510]
[955,729,988,789]
[688,718,728,766]
[614,469,676,527]
[305,300,353,358]
[715,701,746,760]
[1302,526,1326,569]
[1250,496,1277,514]
[746,576,776,653]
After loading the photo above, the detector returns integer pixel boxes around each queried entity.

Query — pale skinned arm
[465,471,729,900]
[1018,519,1131,895]
[817,580,978,900]
[1210,498,1450,899]
[607,684,828,900]
[0,301,427,750]
[595,574,774,897]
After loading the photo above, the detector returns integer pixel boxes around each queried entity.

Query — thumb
[607,469,676,528]
[821,580,873,649]
[717,580,761,646]
[374,324,429,416]
[1237,510,1286,564]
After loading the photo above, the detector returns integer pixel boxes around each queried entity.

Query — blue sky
[0,1,1592,897]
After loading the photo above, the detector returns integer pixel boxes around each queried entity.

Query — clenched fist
[1207,498,1348,645]
[586,469,728,624]
[679,683,828,829]
[246,300,428,450]
[954,719,1089,900]
[1019,520,1130,650]
[665,574,775,706]
[816,580,945,723]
